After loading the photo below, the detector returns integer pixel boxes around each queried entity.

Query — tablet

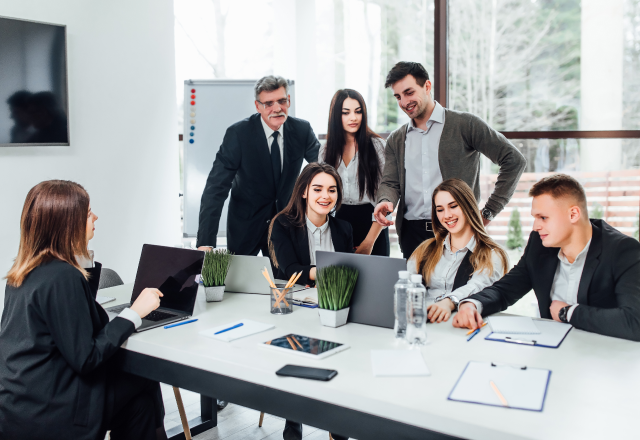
[261,334,350,360]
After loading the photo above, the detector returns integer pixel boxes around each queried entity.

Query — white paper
[294,287,318,304]
[96,296,115,305]
[486,320,572,347]
[199,319,274,342]
[449,361,550,411]
[488,316,541,334]
[371,350,430,377]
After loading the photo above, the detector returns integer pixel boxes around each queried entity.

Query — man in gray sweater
[374,62,527,259]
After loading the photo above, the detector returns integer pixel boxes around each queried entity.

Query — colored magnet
[189,139,194,144]
[191,126,195,130]
[191,94,195,99]
[190,119,195,124]
[190,112,195,117]
[191,88,196,93]
[190,101,195,105]
[190,132,194,136]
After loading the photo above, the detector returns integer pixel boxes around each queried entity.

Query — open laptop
[316,251,407,329]
[224,255,306,295]
[106,244,205,332]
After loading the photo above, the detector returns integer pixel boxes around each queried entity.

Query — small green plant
[317,265,359,311]
[201,249,233,287]
[591,202,604,220]
[505,208,524,250]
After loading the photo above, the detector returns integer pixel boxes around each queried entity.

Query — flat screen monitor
[0,16,69,146]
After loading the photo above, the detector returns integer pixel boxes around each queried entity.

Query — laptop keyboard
[144,310,178,322]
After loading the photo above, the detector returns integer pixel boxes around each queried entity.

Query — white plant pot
[204,285,225,302]
[318,307,350,328]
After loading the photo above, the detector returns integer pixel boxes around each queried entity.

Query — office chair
[99,268,192,440]
[258,412,333,439]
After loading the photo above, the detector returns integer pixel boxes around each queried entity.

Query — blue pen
[164,318,198,329]
[467,328,480,341]
[214,323,244,335]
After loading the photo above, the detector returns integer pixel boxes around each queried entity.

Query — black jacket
[468,219,640,341]
[196,113,320,254]
[0,260,134,440]
[270,215,354,286]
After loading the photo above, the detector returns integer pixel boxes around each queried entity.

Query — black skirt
[335,203,390,256]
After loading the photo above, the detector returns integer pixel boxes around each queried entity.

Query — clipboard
[485,319,572,348]
[448,361,551,411]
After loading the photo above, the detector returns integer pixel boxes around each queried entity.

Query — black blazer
[468,219,640,341]
[197,114,320,254]
[270,214,354,286]
[417,250,474,292]
[0,260,134,440]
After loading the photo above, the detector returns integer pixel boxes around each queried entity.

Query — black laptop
[316,251,407,329]
[106,244,205,332]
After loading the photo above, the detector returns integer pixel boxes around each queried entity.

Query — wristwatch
[435,294,460,311]
[481,208,495,222]
[559,305,571,323]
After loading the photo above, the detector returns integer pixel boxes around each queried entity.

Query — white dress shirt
[306,216,334,265]
[407,235,506,301]
[318,137,386,206]
[260,115,284,170]
[404,101,445,220]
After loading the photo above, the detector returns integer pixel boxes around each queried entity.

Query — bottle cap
[398,270,409,279]
[410,274,423,284]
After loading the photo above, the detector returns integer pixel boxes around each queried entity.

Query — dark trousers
[284,420,348,440]
[400,219,436,260]
[103,370,166,440]
[335,204,390,256]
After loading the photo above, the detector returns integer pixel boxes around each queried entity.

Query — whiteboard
[183,79,296,237]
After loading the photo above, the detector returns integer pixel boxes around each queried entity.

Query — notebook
[199,319,274,342]
[488,316,541,334]
[371,350,430,377]
[448,361,551,411]
[486,320,572,348]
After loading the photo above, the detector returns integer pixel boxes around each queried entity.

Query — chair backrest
[99,268,124,290]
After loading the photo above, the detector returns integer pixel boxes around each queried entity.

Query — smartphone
[276,365,338,381]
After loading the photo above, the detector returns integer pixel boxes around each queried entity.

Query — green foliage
[591,202,604,220]
[317,265,359,311]
[506,208,524,250]
[201,249,233,287]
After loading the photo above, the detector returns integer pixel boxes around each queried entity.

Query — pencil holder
[270,284,293,315]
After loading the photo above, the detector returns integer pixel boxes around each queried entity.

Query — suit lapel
[296,223,311,266]
[279,121,298,195]
[576,222,602,305]
[253,115,276,190]
[536,247,560,316]
[328,217,348,253]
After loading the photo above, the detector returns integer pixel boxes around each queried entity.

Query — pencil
[286,336,297,350]
[466,321,487,335]
[292,335,303,349]
[261,269,277,288]
[291,271,303,286]
[490,381,509,407]
[284,272,298,289]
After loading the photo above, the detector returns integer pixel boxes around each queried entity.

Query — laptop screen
[131,244,205,314]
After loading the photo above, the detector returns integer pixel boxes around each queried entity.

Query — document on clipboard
[485,320,572,348]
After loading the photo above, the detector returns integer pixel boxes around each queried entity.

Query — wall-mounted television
[0,16,69,146]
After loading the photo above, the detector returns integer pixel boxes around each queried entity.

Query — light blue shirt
[404,101,445,220]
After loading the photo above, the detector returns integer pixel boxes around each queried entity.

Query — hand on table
[550,300,569,322]
[309,267,316,281]
[452,302,483,329]
[427,298,454,323]
[130,288,163,319]
[373,202,394,226]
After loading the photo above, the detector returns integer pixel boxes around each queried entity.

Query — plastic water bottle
[393,271,411,339]
[406,274,428,345]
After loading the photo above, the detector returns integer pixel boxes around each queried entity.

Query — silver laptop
[316,251,407,329]
[224,255,306,295]
[106,244,204,331]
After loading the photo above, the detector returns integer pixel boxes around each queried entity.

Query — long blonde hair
[6,180,91,287]
[410,178,509,284]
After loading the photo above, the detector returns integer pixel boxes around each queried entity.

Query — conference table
[96,283,640,440]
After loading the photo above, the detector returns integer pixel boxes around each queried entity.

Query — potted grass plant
[316,265,359,327]
[201,249,233,302]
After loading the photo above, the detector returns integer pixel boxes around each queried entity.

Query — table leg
[166,395,217,440]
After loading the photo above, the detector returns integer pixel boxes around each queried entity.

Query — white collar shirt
[260,115,285,170]
[550,236,592,320]
[306,216,334,265]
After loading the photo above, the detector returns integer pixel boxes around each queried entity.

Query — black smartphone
[276,365,338,381]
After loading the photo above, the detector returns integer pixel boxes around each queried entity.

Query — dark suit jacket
[0,260,135,440]
[468,219,640,341]
[197,113,320,254]
[270,215,354,286]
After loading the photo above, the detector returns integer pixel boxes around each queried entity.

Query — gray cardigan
[376,108,526,241]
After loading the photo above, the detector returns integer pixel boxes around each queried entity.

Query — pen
[214,323,244,335]
[467,328,480,341]
[466,321,487,335]
[490,380,509,407]
[164,319,198,329]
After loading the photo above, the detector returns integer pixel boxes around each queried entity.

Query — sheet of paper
[199,319,274,342]
[96,296,115,305]
[294,287,318,304]
[486,320,572,348]
[448,361,550,411]
[488,316,541,334]
[371,349,430,377]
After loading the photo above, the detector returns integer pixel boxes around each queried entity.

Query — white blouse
[306,216,334,265]
[318,137,386,206]
[407,235,506,300]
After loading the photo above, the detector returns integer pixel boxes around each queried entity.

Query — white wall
[0,0,180,289]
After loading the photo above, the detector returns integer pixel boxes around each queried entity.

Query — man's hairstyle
[384,62,430,88]
[7,90,32,108]
[529,174,588,210]
[254,75,289,100]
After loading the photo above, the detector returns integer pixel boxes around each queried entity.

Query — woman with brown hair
[408,178,509,323]
[0,180,167,440]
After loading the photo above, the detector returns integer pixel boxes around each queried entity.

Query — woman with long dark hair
[319,89,389,256]
[408,178,509,323]
[0,180,167,440]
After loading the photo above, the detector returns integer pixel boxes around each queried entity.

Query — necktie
[271,131,281,189]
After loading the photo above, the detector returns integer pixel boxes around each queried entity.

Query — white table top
[29,284,640,439]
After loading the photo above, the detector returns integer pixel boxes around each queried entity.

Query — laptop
[106,244,205,332]
[316,251,407,329]
[224,255,306,295]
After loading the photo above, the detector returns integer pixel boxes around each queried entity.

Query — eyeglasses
[256,98,290,109]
